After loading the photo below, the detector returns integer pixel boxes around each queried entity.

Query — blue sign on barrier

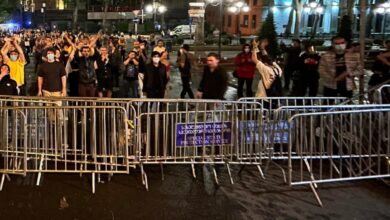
[240,120,291,144]
[176,122,232,147]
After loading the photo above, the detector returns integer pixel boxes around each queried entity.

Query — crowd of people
[0,29,389,101]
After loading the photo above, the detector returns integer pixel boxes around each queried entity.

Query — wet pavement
[1,54,390,219]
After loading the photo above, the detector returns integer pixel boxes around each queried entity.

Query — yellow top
[6,59,26,87]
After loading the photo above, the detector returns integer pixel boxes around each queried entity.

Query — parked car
[169,25,197,38]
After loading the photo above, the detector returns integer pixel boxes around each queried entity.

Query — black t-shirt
[0,75,18,96]
[37,61,66,92]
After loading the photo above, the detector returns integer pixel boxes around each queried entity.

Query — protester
[132,40,147,97]
[281,39,301,92]
[319,36,363,98]
[1,35,27,95]
[37,47,67,97]
[196,53,228,100]
[0,64,18,95]
[177,44,194,99]
[374,39,390,85]
[292,44,321,97]
[69,46,99,97]
[142,51,168,98]
[109,39,122,87]
[153,39,170,80]
[123,51,139,98]
[95,46,113,97]
[234,43,256,98]
[251,40,283,98]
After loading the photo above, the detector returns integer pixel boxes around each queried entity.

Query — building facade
[224,0,264,36]
[220,0,389,38]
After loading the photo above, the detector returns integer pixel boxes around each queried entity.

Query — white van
[169,25,197,38]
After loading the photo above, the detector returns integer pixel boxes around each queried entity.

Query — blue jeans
[123,80,139,98]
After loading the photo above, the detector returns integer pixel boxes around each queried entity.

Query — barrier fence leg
[272,161,287,183]
[0,174,6,191]
[304,158,323,207]
[36,154,44,186]
[140,164,149,191]
[212,166,219,185]
[97,165,101,183]
[257,165,265,180]
[191,162,196,179]
[226,163,234,184]
[92,172,96,194]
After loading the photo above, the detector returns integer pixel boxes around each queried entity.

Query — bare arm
[1,40,11,63]
[68,47,77,62]
[37,76,43,96]
[61,76,67,96]
[13,37,26,63]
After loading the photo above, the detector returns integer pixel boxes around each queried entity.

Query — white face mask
[10,55,18,61]
[244,48,250,53]
[47,54,55,61]
[334,44,346,54]
[152,57,160,64]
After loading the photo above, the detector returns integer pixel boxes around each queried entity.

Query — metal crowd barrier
[1,95,390,206]
[287,108,390,206]
[0,106,130,193]
[376,85,390,104]
[239,97,348,112]
[129,99,267,189]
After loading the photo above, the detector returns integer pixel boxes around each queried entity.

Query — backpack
[125,63,138,80]
[265,66,283,97]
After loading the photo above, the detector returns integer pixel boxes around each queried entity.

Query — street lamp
[227,1,250,38]
[41,3,46,28]
[374,1,390,40]
[205,0,224,57]
[145,0,167,28]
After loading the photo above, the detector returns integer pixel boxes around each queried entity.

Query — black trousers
[237,78,253,98]
[180,76,194,99]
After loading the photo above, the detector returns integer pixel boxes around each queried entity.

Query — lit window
[57,0,65,10]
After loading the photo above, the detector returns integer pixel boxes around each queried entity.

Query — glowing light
[228,6,238,13]
[315,6,324,14]
[235,1,244,8]
[145,4,154,13]
[158,5,167,13]
[242,5,250,13]
[309,2,318,8]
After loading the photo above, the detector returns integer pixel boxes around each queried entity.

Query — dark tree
[338,15,353,44]
[258,11,279,59]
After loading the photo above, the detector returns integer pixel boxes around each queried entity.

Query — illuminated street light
[144,0,167,26]
[227,1,250,38]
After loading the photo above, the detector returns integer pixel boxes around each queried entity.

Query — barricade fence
[0,96,389,206]
[0,106,130,193]
[287,109,390,206]
[376,85,390,104]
